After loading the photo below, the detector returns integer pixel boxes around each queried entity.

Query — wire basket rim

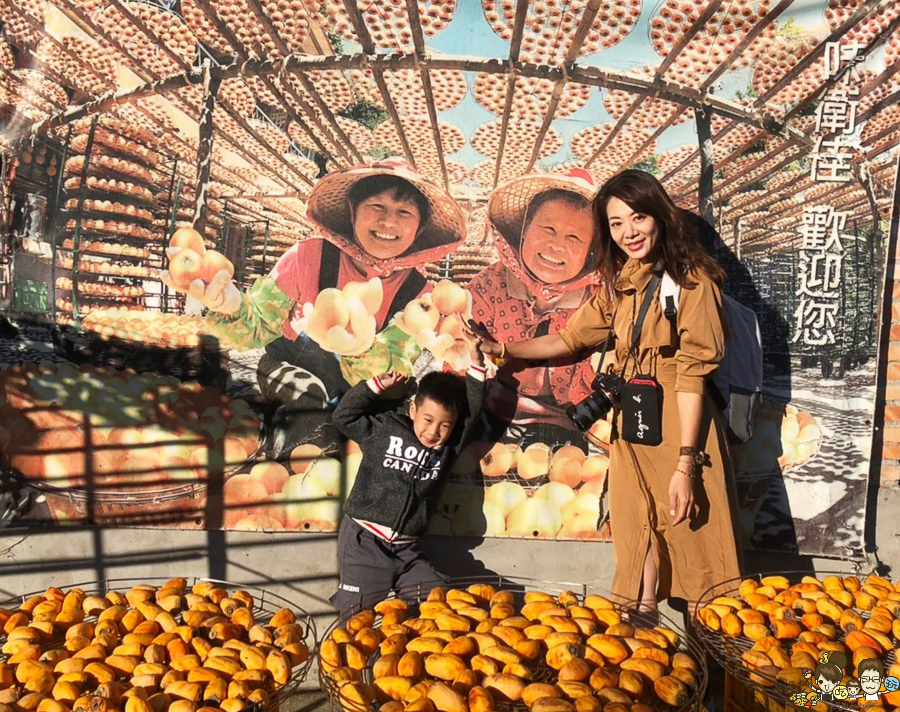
[319,574,708,712]
[0,575,319,702]
[692,570,896,712]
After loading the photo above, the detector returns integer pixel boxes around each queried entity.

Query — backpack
[660,273,763,444]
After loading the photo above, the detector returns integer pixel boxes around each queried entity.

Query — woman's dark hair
[347,174,431,226]
[593,170,725,288]
[415,371,467,417]
[815,651,848,685]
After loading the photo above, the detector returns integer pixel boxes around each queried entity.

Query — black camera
[566,372,625,431]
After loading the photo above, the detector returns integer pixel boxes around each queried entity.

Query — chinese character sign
[793,206,847,346]
[810,41,863,184]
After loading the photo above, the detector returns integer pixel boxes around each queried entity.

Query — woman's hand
[467,337,485,367]
[668,464,694,525]
[160,269,241,314]
[465,319,503,358]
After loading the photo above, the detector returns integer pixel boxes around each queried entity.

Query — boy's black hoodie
[332,367,485,538]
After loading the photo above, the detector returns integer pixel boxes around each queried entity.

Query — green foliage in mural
[340,101,389,130]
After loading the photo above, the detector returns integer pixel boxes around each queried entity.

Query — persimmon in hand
[198,250,234,284]
[168,248,204,289]
[169,227,206,255]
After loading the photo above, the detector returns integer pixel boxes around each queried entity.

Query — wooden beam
[193,63,221,233]
[290,72,362,163]
[39,54,814,141]
[759,0,893,105]
[525,0,602,172]
[240,0,355,164]
[781,8,900,125]
[696,106,714,223]
[856,86,900,129]
[405,0,449,189]
[106,0,191,75]
[618,0,791,170]
[699,0,793,91]
[184,0,313,190]
[339,0,415,166]
[48,0,290,198]
[660,0,893,189]
[658,0,725,77]
[493,0,536,187]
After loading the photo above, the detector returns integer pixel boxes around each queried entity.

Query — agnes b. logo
[635,409,649,439]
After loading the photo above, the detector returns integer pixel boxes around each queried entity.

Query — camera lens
[566,390,614,431]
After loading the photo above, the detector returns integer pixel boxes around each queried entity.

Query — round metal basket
[0,576,318,711]
[693,571,898,712]
[319,574,708,712]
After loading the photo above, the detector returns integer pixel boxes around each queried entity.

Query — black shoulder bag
[619,269,664,446]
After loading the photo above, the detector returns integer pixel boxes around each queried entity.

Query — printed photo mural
[0,0,897,557]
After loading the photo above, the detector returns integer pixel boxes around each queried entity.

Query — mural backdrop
[0,0,897,558]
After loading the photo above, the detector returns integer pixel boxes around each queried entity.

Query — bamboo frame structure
[1,0,896,255]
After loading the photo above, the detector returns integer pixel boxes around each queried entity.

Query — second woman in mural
[468,168,602,443]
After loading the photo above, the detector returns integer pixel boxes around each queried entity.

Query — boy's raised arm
[457,342,487,449]
[332,371,409,443]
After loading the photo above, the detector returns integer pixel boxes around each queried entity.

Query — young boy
[329,340,486,615]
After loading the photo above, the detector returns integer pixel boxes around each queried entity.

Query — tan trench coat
[561,259,742,605]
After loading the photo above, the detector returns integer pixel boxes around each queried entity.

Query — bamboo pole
[491,0,529,188]
[405,0,449,190]
[340,0,416,166]
[525,0,602,172]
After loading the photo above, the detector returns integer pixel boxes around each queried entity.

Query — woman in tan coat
[480,170,742,613]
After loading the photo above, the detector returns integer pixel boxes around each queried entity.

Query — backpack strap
[659,272,681,325]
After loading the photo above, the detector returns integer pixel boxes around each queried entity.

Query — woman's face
[605,196,660,263]
[520,199,594,284]
[817,676,836,693]
[352,187,423,259]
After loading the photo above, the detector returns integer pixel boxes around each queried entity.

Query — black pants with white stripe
[330,517,446,617]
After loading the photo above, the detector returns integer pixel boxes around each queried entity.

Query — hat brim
[488,172,598,247]
[307,163,467,253]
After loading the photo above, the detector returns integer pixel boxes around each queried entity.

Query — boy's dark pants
[330,517,446,617]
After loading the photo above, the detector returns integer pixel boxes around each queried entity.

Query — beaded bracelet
[674,467,695,478]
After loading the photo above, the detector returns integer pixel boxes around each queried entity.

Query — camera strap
[592,264,662,379]
[619,265,663,378]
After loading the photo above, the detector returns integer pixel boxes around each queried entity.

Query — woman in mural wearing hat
[468,168,601,440]
[169,160,466,448]
[479,170,741,615]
